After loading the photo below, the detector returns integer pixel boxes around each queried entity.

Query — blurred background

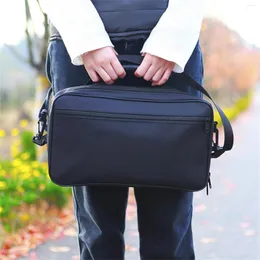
[0,0,259,259]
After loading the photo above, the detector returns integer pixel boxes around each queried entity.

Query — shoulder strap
[118,55,234,158]
[178,72,234,158]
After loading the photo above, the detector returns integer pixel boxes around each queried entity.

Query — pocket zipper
[56,109,212,131]
[57,91,203,104]
[57,85,210,105]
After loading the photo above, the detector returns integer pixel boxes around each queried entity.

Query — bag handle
[33,55,234,158]
[117,55,234,158]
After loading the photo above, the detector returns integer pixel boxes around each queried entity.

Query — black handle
[117,55,141,72]
[117,54,143,65]
[121,64,139,73]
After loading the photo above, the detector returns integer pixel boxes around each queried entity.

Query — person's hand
[134,53,175,86]
[82,47,126,84]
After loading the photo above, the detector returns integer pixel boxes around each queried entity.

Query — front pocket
[49,109,212,190]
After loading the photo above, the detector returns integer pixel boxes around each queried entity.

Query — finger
[101,63,118,81]
[96,67,113,84]
[87,69,101,83]
[151,67,165,83]
[111,58,126,78]
[143,65,160,81]
[152,68,172,86]
[134,57,152,78]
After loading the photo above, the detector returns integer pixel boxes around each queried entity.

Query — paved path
[20,89,260,260]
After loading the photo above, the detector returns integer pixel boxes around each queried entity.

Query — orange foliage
[200,18,260,103]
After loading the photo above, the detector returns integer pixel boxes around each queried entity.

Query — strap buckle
[211,122,224,158]
[32,109,48,146]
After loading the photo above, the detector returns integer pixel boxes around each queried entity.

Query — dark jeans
[46,38,204,260]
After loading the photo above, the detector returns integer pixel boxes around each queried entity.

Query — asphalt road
[20,89,260,260]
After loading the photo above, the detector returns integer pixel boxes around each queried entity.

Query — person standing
[41,0,205,259]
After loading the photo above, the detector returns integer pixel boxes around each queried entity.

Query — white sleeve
[141,0,206,73]
[41,0,114,66]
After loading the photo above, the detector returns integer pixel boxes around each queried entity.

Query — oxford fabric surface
[46,38,203,259]
[47,79,213,190]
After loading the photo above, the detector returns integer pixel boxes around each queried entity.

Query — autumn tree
[200,18,260,106]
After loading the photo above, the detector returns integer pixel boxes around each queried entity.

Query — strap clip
[211,122,224,158]
[32,109,48,146]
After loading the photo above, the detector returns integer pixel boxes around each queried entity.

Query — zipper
[56,109,209,124]
[58,86,212,106]
[63,85,194,94]
[57,91,203,104]
[55,87,214,120]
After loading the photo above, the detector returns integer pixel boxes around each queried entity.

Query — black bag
[33,55,233,194]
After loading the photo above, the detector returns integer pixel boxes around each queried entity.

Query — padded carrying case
[33,55,234,194]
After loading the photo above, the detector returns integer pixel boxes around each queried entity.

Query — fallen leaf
[125,245,138,252]
[222,178,236,191]
[244,229,256,237]
[194,204,207,213]
[0,199,75,259]
[126,205,137,214]
[126,215,135,221]
[129,231,139,237]
[200,237,216,244]
[29,251,38,260]
[214,226,224,232]
[128,192,136,205]
[49,246,71,253]
[0,256,10,260]
[240,222,251,229]
[64,228,77,237]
